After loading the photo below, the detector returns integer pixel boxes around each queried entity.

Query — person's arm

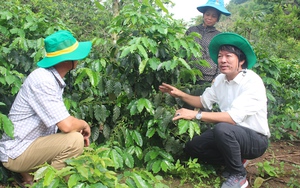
[201,111,235,124]
[172,109,236,125]
[159,83,203,108]
[57,116,91,146]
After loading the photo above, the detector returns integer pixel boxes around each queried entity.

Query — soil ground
[1,141,299,188]
[246,140,300,188]
[166,140,300,188]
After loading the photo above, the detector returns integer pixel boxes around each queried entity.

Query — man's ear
[239,60,246,68]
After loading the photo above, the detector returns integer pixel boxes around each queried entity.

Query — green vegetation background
[0,0,299,187]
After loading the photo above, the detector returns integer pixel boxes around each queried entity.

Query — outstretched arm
[159,82,203,108]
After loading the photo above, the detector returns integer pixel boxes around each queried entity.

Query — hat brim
[37,41,92,68]
[197,5,231,16]
[208,33,257,69]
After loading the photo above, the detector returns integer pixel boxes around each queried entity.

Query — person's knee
[213,123,232,140]
[65,132,84,156]
[214,123,226,134]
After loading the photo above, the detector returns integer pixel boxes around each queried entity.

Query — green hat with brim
[197,0,231,16]
[209,32,257,69]
[37,30,92,68]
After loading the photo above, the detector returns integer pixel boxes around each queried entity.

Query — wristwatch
[195,110,202,120]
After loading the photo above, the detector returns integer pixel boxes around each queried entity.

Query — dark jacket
[186,24,220,82]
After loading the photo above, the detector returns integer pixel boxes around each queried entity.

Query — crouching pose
[0,30,92,185]
[159,32,270,188]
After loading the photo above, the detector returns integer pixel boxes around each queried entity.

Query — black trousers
[185,122,268,176]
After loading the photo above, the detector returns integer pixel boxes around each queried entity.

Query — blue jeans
[185,122,268,176]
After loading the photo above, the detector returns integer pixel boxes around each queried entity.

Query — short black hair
[219,45,248,69]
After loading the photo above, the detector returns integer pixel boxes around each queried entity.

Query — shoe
[222,171,230,178]
[242,159,249,168]
[221,174,248,188]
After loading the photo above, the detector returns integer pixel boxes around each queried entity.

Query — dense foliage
[0,0,299,187]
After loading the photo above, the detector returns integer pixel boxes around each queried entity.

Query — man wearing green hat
[0,30,92,185]
[159,33,270,188]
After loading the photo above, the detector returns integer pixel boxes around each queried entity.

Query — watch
[195,110,202,120]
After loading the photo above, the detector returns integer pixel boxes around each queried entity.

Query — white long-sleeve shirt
[201,70,270,137]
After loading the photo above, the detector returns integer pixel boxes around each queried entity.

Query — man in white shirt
[159,32,270,188]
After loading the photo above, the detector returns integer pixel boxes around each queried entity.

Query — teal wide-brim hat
[197,0,231,16]
[37,30,92,68]
[208,32,257,69]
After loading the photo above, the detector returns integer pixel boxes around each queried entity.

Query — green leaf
[146,127,156,138]
[1,11,13,20]
[111,149,123,170]
[189,122,194,140]
[34,166,49,181]
[137,98,154,115]
[128,101,138,115]
[86,68,99,87]
[158,150,174,161]
[253,177,265,188]
[152,160,161,173]
[91,126,100,142]
[43,169,56,186]
[178,120,189,135]
[149,150,159,160]
[124,151,134,168]
[193,122,201,135]
[120,47,131,58]
[131,173,149,188]
[1,114,14,138]
[177,57,191,70]
[125,129,134,147]
[74,69,85,85]
[134,146,143,160]
[68,174,80,188]
[139,58,148,74]
[160,160,169,172]
[5,75,16,85]
[77,165,89,179]
[132,130,143,147]
[94,1,105,10]
[154,0,168,13]
[79,97,94,104]
[137,44,148,59]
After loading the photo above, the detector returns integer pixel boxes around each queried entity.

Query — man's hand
[57,116,91,146]
[159,83,184,98]
[172,108,198,121]
[81,123,91,147]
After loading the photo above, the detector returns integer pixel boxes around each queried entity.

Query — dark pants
[185,123,268,176]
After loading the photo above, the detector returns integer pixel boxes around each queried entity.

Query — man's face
[217,50,244,80]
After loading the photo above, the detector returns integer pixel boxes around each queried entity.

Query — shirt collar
[198,24,217,31]
[48,67,66,88]
[222,71,246,85]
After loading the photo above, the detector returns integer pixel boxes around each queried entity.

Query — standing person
[0,30,92,185]
[186,0,231,84]
[159,32,270,188]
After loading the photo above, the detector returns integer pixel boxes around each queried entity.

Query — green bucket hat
[208,32,257,69]
[37,30,92,68]
[197,0,231,16]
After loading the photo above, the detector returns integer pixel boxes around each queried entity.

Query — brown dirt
[166,140,300,188]
[246,140,300,188]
